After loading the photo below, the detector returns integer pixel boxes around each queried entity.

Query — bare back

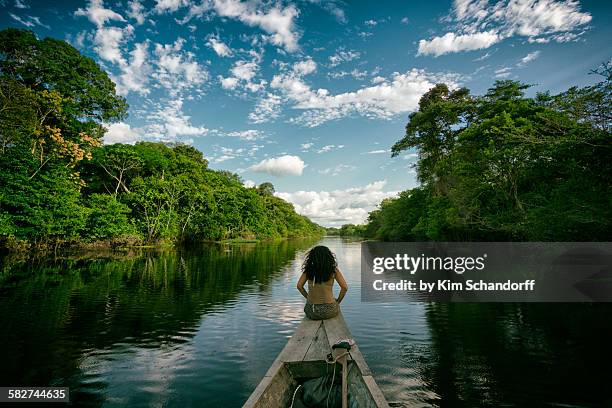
[307,275,335,304]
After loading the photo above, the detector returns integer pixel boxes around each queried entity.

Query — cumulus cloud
[276,180,398,227]
[220,59,266,92]
[147,98,209,139]
[418,0,592,56]
[293,59,317,75]
[103,122,142,144]
[271,67,459,127]
[127,0,147,24]
[181,0,300,52]
[154,0,188,14]
[418,30,500,57]
[250,155,305,177]
[153,38,208,94]
[206,34,233,57]
[116,41,151,95]
[93,25,134,65]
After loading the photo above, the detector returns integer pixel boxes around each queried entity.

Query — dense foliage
[0,29,322,248]
[364,65,611,241]
[325,224,366,237]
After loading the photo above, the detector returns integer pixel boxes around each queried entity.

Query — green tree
[370,68,612,242]
[86,194,135,240]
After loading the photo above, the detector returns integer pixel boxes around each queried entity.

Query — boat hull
[243,313,389,407]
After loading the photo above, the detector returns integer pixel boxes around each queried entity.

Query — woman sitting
[296,245,348,320]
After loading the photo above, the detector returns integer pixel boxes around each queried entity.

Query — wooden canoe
[243,312,390,407]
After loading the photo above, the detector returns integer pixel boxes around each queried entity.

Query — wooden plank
[303,320,331,361]
[244,318,321,407]
[323,313,372,376]
[263,318,321,379]
[243,364,296,408]
[362,375,391,408]
[285,361,330,379]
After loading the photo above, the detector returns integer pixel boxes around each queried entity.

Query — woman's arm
[335,268,348,303]
[296,272,309,299]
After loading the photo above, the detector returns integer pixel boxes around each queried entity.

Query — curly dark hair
[302,245,337,283]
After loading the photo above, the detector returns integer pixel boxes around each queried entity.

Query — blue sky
[2,0,610,226]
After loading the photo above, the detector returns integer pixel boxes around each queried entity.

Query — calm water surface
[1,237,611,407]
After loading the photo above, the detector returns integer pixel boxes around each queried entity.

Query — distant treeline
[325,225,366,237]
[0,28,323,249]
[354,66,612,241]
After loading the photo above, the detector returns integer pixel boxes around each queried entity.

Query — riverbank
[0,233,325,253]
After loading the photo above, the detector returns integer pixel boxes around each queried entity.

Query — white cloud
[249,93,283,124]
[329,49,360,67]
[250,155,305,177]
[517,50,541,66]
[127,0,146,24]
[271,68,459,127]
[310,0,346,23]
[401,17,409,25]
[493,0,592,37]
[225,130,265,140]
[116,41,151,95]
[276,180,398,227]
[154,0,188,14]
[75,0,126,27]
[318,164,356,176]
[418,30,501,57]
[244,179,256,188]
[209,146,241,163]
[300,142,314,151]
[494,66,512,78]
[232,60,258,81]
[220,76,239,89]
[103,122,142,144]
[293,59,317,75]
[328,68,369,80]
[206,34,233,57]
[147,98,209,139]
[93,25,134,65]
[364,149,389,154]
[153,38,208,94]
[9,13,50,29]
[182,0,300,52]
[364,19,377,27]
[474,51,493,61]
[220,59,265,92]
[14,0,29,9]
[419,0,592,56]
[317,144,344,153]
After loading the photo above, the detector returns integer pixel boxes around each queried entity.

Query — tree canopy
[365,64,612,241]
[0,29,323,248]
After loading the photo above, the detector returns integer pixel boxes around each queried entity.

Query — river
[1,236,610,407]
